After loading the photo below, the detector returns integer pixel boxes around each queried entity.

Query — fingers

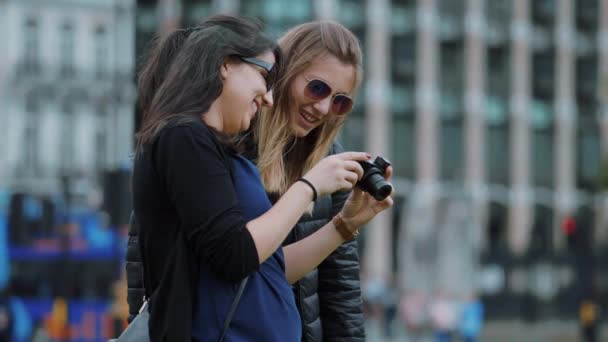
[343,160,364,180]
[384,165,393,181]
[337,151,372,162]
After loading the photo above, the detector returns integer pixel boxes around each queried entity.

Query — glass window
[94,26,108,79]
[392,85,414,115]
[577,116,600,190]
[22,94,40,174]
[135,4,157,60]
[440,43,464,118]
[532,51,555,99]
[60,22,75,77]
[485,1,511,46]
[576,0,598,31]
[182,1,212,27]
[486,124,510,185]
[531,99,554,187]
[339,107,365,153]
[440,117,464,181]
[392,115,416,178]
[23,18,39,71]
[60,101,75,171]
[438,0,465,42]
[531,0,556,26]
[95,104,107,171]
[487,46,510,97]
[337,0,365,29]
[485,96,510,185]
[241,0,313,36]
[576,56,597,102]
[392,33,416,83]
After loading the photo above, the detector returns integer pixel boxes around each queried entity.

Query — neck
[203,101,224,132]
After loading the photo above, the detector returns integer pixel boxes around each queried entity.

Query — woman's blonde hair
[254,20,363,195]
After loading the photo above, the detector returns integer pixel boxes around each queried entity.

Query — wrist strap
[332,213,359,241]
[296,178,318,202]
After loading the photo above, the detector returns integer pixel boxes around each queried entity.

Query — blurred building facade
[0,0,136,198]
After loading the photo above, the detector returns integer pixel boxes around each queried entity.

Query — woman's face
[219,50,275,134]
[288,54,356,138]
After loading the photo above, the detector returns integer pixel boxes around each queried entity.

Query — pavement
[365,319,607,342]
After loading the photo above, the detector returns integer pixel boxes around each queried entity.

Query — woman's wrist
[332,213,358,241]
[296,177,317,202]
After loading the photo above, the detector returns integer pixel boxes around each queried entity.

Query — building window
[94,26,108,79]
[486,43,511,185]
[23,18,39,72]
[531,100,554,188]
[183,1,212,26]
[392,32,416,83]
[391,85,415,178]
[577,50,599,189]
[532,50,555,98]
[60,22,75,77]
[485,94,510,185]
[60,101,75,171]
[340,106,365,153]
[576,0,598,31]
[439,43,464,181]
[241,0,313,36]
[438,0,465,42]
[22,95,40,175]
[485,1,511,46]
[95,104,107,171]
[577,114,600,190]
[531,0,556,26]
[336,0,365,29]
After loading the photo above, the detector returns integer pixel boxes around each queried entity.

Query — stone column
[553,0,577,249]
[597,0,608,243]
[508,0,533,255]
[464,0,488,243]
[363,0,393,282]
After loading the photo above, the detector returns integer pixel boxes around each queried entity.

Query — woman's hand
[338,166,394,232]
[302,152,369,197]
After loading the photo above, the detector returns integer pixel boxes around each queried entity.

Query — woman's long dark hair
[136,15,281,147]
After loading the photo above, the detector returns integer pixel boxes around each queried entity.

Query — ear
[220,57,233,80]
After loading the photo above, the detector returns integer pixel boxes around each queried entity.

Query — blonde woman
[250,21,382,341]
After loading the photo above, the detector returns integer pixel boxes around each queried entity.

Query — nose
[312,96,332,116]
[261,90,274,107]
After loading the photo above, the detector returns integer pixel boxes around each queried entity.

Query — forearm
[247,181,315,263]
[283,221,346,284]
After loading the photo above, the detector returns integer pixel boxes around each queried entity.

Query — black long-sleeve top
[131,119,259,341]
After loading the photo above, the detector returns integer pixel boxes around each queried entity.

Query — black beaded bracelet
[296,178,318,202]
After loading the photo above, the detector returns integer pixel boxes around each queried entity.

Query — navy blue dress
[192,155,302,341]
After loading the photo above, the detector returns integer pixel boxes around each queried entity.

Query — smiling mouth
[300,111,319,124]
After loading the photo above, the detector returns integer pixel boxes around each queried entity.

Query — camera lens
[365,174,393,201]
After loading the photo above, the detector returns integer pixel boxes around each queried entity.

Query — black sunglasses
[304,77,354,116]
[238,56,277,91]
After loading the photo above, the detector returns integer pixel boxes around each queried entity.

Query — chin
[290,122,309,138]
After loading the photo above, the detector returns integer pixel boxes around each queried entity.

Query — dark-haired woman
[131,15,389,342]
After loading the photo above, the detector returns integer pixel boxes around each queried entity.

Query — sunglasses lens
[332,95,353,115]
[305,79,332,100]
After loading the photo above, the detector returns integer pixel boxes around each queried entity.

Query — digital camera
[356,156,392,201]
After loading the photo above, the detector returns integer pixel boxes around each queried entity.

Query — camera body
[356,156,392,201]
